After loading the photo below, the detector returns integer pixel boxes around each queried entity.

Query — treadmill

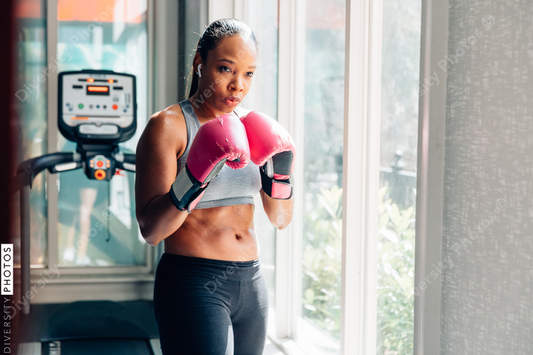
[12,70,161,355]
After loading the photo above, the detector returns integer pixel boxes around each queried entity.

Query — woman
[135,18,295,354]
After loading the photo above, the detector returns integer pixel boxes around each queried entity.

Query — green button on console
[78,103,84,109]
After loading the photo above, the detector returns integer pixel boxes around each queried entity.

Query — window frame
[413,0,449,353]
[273,0,305,342]
[339,0,383,353]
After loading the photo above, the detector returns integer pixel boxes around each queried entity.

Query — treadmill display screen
[86,85,110,95]
[59,70,136,143]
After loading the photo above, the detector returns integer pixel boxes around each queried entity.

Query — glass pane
[300,0,345,352]
[13,0,48,267]
[377,0,421,354]
[56,0,148,267]
[246,0,279,318]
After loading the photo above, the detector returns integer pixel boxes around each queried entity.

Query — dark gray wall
[441,1,533,354]
[177,0,207,101]
[153,0,207,111]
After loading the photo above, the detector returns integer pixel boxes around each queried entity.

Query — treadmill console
[58,70,137,143]
[57,70,137,180]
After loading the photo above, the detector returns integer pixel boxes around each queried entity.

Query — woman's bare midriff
[163,203,259,262]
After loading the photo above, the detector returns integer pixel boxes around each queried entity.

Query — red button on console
[112,104,118,110]
[96,161,104,168]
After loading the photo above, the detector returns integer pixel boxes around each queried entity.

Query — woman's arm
[260,190,294,229]
[135,109,188,245]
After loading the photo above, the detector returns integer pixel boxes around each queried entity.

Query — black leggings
[153,253,269,354]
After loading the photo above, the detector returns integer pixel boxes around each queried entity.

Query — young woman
[135,19,295,354]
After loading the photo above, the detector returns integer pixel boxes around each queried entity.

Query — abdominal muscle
[163,203,259,262]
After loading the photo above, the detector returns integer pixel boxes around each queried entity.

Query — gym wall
[441,1,533,353]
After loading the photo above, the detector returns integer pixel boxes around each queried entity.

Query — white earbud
[197,64,202,78]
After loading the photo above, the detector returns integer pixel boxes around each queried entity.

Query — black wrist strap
[169,165,207,212]
[260,166,293,200]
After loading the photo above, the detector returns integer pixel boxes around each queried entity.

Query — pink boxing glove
[240,111,295,199]
[170,114,250,212]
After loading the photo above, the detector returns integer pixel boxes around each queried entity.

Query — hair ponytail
[188,60,199,99]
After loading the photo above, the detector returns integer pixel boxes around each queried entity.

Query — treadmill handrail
[13,149,136,315]
[10,152,81,194]
[115,152,136,172]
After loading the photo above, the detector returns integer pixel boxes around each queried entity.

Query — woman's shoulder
[146,101,189,137]
[140,101,188,156]
[150,101,186,124]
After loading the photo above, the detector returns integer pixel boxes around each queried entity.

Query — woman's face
[194,35,257,114]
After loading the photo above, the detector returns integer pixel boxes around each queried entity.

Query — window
[299,0,345,352]
[377,0,421,353]
[267,0,421,353]
[55,0,148,267]
[14,0,151,277]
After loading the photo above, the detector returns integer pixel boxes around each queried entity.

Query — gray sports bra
[177,99,261,209]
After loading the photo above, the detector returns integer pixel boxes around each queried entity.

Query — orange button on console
[95,169,106,180]
[112,104,118,110]
[96,161,104,168]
